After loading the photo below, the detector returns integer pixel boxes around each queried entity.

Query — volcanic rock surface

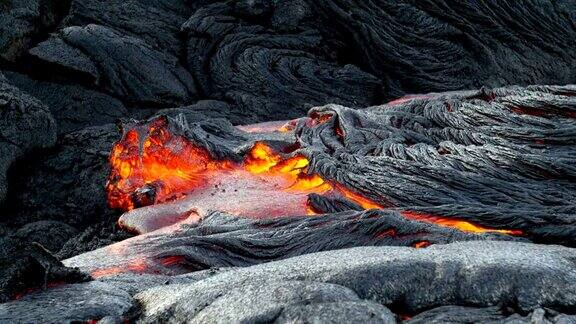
[1,0,576,322]
[2,241,576,322]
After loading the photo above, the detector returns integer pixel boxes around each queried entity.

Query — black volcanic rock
[4,72,128,134]
[0,235,89,303]
[15,221,78,253]
[7,124,117,227]
[30,24,197,106]
[182,1,383,123]
[154,100,236,124]
[308,0,576,97]
[0,73,56,204]
[62,0,195,57]
[56,221,132,260]
[0,281,134,322]
[0,0,67,62]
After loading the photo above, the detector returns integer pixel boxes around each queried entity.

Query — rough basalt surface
[308,0,576,96]
[30,24,198,106]
[1,0,576,322]
[0,0,69,62]
[1,241,575,322]
[0,234,89,303]
[181,0,383,123]
[0,73,56,204]
[63,210,520,277]
[4,72,128,134]
[300,86,576,246]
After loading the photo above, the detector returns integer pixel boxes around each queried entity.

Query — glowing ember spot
[412,241,431,248]
[335,125,344,139]
[511,105,576,119]
[91,258,149,278]
[401,211,523,235]
[375,228,397,239]
[160,256,186,267]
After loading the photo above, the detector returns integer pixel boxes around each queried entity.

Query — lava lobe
[106,113,522,236]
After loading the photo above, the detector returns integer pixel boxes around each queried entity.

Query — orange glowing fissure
[106,118,522,236]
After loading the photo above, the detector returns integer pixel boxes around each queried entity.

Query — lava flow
[106,115,522,236]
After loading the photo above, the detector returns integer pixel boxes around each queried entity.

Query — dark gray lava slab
[0,72,56,204]
[62,0,194,56]
[6,124,117,227]
[404,305,543,323]
[275,301,396,324]
[4,72,128,134]
[0,281,134,323]
[0,270,233,322]
[0,0,65,62]
[29,24,197,106]
[169,280,388,324]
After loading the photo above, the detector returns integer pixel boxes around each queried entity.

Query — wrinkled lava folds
[106,115,522,236]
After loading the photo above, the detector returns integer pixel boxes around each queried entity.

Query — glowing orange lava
[412,241,431,248]
[91,258,149,278]
[107,119,331,214]
[107,116,522,236]
[107,117,232,210]
[400,211,523,235]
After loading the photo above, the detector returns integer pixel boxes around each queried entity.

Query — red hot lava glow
[106,116,522,236]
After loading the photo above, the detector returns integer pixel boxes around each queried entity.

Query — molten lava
[107,116,522,236]
[107,117,231,211]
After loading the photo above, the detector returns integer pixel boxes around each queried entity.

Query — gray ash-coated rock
[134,241,576,318]
[4,241,575,322]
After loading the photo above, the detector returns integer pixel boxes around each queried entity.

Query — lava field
[1,0,576,323]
